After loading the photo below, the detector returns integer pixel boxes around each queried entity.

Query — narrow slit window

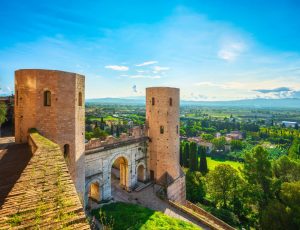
[176,125,179,134]
[16,90,18,106]
[160,126,164,134]
[152,97,155,105]
[169,97,172,106]
[44,90,51,106]
[64,144,70,159]
[78,92,83,106]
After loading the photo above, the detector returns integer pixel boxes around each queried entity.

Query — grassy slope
[206,157,243,171]
[92,202,201,230]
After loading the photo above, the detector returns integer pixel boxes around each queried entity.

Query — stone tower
[146,87,185,202]
[14,69,85,200]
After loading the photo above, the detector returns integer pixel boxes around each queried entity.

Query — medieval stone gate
[84,136,148,205]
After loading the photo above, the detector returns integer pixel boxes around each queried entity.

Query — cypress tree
[183,142,190,168]
[199,146,208,174]
[189,142,198,172]
[180,142,184,166]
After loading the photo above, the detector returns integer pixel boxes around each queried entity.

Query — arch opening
[88,181,101,202]
[137,164,146,182]
[111,156,129,193]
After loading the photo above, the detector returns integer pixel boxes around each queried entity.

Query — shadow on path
[0,140,32,207]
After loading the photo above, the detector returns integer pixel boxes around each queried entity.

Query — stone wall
[167,171,186,204]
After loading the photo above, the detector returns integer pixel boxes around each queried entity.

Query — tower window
[16,90,18,106]
[176,125,179,134]
[78,92,83,106]
[44,90,51,106]
[64,144,70,159]
[169,97,172,106]
[160,126,164,134]
[152,97,155,105]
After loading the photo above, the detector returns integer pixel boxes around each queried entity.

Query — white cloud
[218,42,245,61]
[129,75,161,79]
[105,65,129,71]
[153,66,170,72]
[136,61,158,66]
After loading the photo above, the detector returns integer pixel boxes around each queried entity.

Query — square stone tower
[146,87,185,203]
[14,69,85,200]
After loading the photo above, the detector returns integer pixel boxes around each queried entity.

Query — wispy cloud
[136,61,158,67]
[218,42,246,61]
[129,75,161,79]
[153,66,170,73]
[253,87,291,94]
[105,65,129,71]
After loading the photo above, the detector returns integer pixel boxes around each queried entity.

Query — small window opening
[78,92,83,106]
[160,126,164,134]
[16,91,18,106]
[152,97,155,105]
[169,97,173,106]
[176,125,179,134]
[64,144,70,159]
[44,90,51,106]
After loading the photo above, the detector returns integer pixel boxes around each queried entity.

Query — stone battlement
[85,126,146,150]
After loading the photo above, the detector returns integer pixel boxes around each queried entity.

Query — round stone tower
[15,69,85,200]
[146,87,181,185]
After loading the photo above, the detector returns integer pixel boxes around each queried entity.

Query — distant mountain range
[86,97,300,109]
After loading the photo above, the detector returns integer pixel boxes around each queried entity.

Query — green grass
[206,157,243,172]
[92,202,201,230]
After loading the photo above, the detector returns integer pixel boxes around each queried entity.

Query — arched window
[78,92,83,106]
[44,90,51,106]
[152,97,155,105]
[169,97,172,106]
[63,144,70,159]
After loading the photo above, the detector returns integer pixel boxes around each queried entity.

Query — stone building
[14,69,85,199]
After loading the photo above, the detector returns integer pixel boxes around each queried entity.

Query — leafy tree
[212,137,227,151]
[201,133,214,141]
[207,164,242,209]
[273,156,300,182]
[0,102,7,137]
[242,146,273,217]
[261,181,300,230]
[93,127,108,139]
[189,142,198,171]
[198,146,208,174]
[288,138,300,159]
[230,140,244,151]
[185,170,206,203]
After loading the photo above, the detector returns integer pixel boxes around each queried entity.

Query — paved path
[111,178,211,230]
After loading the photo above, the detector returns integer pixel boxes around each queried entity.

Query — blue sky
[1,0,300,100]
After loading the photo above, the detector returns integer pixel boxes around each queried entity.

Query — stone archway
[137,163,146,182]
[111,156,129,189]
[85,178,102,208]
